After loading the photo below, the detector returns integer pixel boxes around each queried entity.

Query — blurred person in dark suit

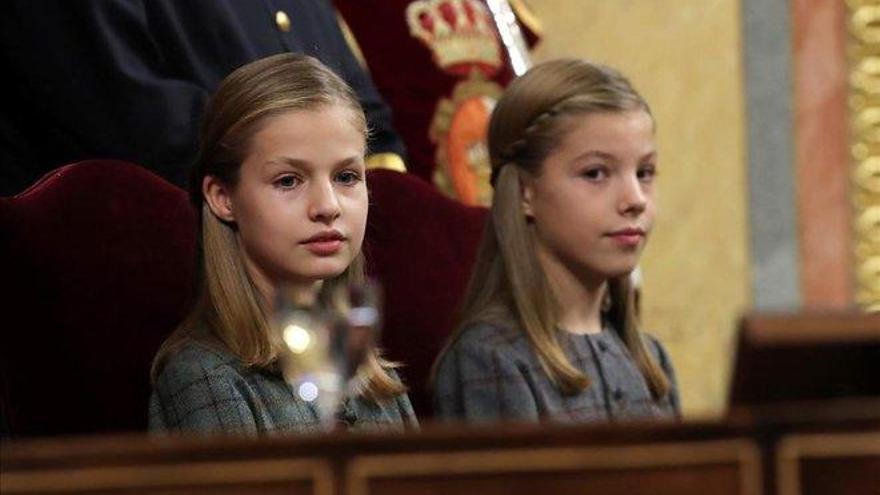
[0,0,406,196]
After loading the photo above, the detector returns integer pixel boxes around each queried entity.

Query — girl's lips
[606,228,645,247]
[607,227,645,236]
[303,239,343,255]
[608,233,643,247]
[301,230,345,243]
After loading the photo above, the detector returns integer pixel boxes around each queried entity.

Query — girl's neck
[268,282,321,314]
[242,257,320,314]
[536,248,607,335]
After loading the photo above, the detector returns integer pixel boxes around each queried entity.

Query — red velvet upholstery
[0,161,197,437]
[0,162,485,436]
[365,169,487,416]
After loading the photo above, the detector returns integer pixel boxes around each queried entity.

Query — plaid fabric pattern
[433,322,680,423]
[149,342,417,434]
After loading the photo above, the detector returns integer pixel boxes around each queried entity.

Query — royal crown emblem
[406,0,503,76]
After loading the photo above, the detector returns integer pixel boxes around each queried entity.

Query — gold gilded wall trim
[346,439,762,495]
[849,0,880,310]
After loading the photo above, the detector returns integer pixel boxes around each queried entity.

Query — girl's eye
[274,175,300,189]
[582,167,608,181]
[637,165,657,182]
[336,170,362,186]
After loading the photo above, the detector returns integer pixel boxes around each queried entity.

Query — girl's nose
[308,180,342,223]
[619,176,648,216]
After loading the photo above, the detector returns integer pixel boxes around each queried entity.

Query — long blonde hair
[434,58,670,398]
[152,53,404,400]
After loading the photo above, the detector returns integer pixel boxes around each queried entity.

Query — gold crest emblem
[406,0,505,205]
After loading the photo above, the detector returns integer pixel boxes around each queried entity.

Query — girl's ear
[520,172,535,219]
[202,175,236,222]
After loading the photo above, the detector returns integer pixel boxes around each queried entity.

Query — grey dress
[433,322,680,423]
[149,341,417,433]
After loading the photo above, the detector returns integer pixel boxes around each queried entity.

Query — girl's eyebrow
[263,155,364,171]
[263,156,308,170]
[640,150,658,161]
[571,149,658,164]
[333,156,364,169]
[572,150,616,162]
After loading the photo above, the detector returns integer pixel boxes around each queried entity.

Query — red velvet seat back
[0,160,197,437]
[365,170,487,417]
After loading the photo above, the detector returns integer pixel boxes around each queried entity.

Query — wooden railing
[3,399,878,495]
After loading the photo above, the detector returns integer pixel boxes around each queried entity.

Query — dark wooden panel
[348,441,760,495]
[0,458,331,495]
[777,432,880,495]
[365,467,742,495]
[730,312,880,405]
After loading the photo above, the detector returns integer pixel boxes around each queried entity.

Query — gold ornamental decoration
[847,0,880,309]
[429,72,502,206]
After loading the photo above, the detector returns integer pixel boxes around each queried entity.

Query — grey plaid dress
[149,341,417,433]
[433,322,680,422]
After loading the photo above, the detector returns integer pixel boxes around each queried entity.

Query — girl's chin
[593,263,640,281]
[274,266,349,288]
[297,267,349,283]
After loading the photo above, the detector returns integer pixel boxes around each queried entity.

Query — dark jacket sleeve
[0,0,405,194]
[1,0,209,187]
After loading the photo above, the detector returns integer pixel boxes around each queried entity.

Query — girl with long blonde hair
[150,53,415,433]
[432,58,679,422]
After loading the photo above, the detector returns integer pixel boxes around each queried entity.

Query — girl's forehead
[264,103,364,127]
[559,108,650,126]
[542,111,656,161]
[558,110,653,137]
[248,105,366,144]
